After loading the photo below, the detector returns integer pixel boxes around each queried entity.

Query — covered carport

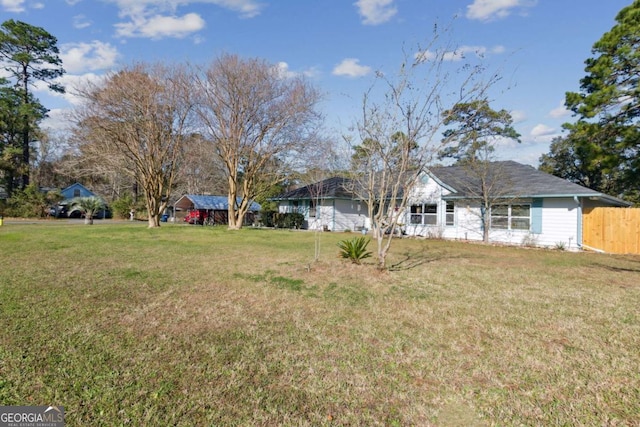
[174,195,261,225]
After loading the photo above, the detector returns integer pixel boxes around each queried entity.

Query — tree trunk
[148,215,160,228]
[482,204,490,243]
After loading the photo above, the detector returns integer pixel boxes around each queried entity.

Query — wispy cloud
[549,101,570,119]
[275,62,297,79]
[531,123,556,138]
[34,72,107,106]
[332,58,372,78]
[466,0,536,22]
[115,13,205,39]
[1,0,26,12]
[275,62,320,79]
[60,41,119,73]
[416,45,505,62]
[510,110,527,123]
[108,0,263,39]
[354,0,397,25]
[73,14,92,29]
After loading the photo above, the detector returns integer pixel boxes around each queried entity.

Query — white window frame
[445,201,455,226]
[308,199,317,218]
[410,203,438,226]
[490,203,531,231]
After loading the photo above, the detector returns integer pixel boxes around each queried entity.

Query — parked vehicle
[184,209,207,225]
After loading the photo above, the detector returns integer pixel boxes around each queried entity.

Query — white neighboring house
[273,177,368,232]
[272,162,631,249]
[406,161,631,249]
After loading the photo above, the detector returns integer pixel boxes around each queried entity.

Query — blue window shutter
[531,198,543,234]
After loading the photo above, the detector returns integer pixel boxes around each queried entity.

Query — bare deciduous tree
[193,53,322,229]
[347,33,498,269]
[173,133,227,196]
[72,63,192,227]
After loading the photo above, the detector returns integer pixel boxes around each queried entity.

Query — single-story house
[272,161,631,250]
[51,183,111,218]
[272,176,368,232]
[174,194,261,225]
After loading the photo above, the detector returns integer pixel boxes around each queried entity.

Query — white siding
[332,199,367,231]
[279,176,583,250]
[537,198,580,249]
[404,176,453,238]
[305,199,367,232]
[404,177,582,250]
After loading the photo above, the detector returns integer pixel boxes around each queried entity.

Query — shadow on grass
[593,262,640,274]
[388,249,468,272]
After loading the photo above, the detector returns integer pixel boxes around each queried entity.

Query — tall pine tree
[0,19,65,190]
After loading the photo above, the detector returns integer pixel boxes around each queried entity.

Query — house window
[73,189,81,197]
[445,201,455,226]
[410,203,437,225]
[491,204,530,230]
[309,199,317,218]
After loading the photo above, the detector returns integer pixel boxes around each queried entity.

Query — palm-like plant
[337,237,372,264]
[70,196,105,225]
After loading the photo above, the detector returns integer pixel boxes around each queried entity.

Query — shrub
[4,184,61,218]
[260,211,305,229]
[111,193,135,219]
[337,236,372,264]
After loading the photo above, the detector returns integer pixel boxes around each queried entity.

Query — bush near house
[261,211,305,229]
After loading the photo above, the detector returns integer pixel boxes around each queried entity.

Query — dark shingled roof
[429,160,630,205]
[272,177,356,200]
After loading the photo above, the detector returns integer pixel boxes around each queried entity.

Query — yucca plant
[70,196,105,225]
[337,236,372,264]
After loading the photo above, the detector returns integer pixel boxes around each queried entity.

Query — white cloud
[212,0,263,18]
[107,0,263,39]
[60,41,119,73]
[466,0,536,22]
[32,2,44,9]
[530,123,555,137]
[32,72,107,106]
[354,0,397,25]
[416,45,505,62]
[549,101,570,119]
[332,58,372,78]
[1,0,26,12]
[41,108,73,132]
[73,14,92,29]
[275,62,297,79]
[115,12,205,39]
[65,0,83,5]
[108,0,264,20]
[274,62,320,80]
[510,110,526,123]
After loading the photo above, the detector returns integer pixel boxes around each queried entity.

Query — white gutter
[581,244,606,254]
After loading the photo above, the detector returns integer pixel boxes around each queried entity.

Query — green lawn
[1,222,639,426]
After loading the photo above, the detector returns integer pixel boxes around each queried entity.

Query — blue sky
[1,0,632,166]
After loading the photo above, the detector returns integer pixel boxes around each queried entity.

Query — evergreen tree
[540,1,640,203]
[0,19,65,189]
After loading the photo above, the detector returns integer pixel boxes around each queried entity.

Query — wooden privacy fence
[583,207,640,254]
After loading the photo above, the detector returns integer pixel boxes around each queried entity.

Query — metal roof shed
[174,195,261,212]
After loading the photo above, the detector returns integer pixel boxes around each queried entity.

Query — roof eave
[442,193,632,206]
